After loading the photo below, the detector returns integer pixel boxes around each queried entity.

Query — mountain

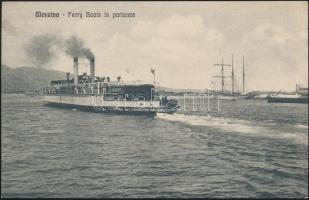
[1,65,66,93]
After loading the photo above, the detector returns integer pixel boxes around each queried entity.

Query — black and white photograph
[1,1,308,198]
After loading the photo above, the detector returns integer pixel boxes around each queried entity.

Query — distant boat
[267,85,308,104]
[267,95,308,104]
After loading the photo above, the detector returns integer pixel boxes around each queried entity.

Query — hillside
[1,65,66,93]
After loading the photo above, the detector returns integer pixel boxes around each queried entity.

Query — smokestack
[74,57,78,85]
[90,57,95,83]
[66,72,70,83]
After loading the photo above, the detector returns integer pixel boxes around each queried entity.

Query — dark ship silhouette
[44,57,179,116]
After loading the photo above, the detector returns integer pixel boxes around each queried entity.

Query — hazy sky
[2,1,308,91]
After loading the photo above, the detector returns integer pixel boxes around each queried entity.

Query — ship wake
[156,113,308,145]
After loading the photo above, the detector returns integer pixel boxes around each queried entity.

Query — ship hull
[45,102,158,116]
[267,97,308,104]
[44,95,177,116]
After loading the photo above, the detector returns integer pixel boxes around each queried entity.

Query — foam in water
[156,113,308,145]
[295,124,308,129]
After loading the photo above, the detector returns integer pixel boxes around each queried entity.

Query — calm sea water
[1,94,308,198]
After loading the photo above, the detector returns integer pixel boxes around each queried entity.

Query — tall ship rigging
[210,55,247,99]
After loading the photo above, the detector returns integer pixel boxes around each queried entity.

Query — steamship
[267,84,308,104]
[43,57,179,116]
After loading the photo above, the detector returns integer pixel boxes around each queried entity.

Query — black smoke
[25,34,94,67]
[64,36,94,59]
[25,34,61,67]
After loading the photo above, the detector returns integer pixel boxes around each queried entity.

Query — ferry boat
[43,57,179,116]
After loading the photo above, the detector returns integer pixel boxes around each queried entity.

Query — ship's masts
[232,55,234,95]
[221,58,224,93]
[214,58,231,93]
[242,55,245,93]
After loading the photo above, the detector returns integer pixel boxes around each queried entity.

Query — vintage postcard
[1,1,308,198]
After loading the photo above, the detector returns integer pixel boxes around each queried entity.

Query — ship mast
[232,54,234,95]
[221,58,224,93]
[242,55,245,94]
[214,58,232,93]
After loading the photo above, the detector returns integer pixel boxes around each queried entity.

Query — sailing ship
[210,55,247,99]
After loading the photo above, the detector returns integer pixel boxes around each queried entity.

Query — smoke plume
[25,34,61,67]
[25,34,94,67]
[64,36,94,59]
